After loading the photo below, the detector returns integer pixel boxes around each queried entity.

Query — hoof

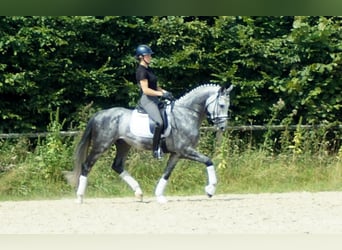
[135,188,143,202]
[75,195,84,204]
[205,184,216,198]
[156,196,168,204]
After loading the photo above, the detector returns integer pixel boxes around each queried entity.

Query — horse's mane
[176,83,220,103]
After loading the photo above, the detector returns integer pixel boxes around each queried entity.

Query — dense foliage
[1,16,341,133]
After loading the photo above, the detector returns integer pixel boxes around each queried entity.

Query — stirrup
[153,147,163,159]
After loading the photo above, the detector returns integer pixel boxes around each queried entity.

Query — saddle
[129,104,172,138]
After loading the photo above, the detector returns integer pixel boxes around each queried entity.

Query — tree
[0,16,341,134]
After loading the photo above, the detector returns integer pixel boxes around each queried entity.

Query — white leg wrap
[120,171,140,192]
[207,165,217,185]
[155,178,168,197]
[205,165,217,197]
[155,178,168,204]
[76,175,88,196]
[76,175,87,204]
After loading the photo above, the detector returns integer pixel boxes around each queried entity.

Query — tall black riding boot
[152,124,163,159]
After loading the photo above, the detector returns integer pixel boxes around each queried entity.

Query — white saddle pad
[129,109,171,138]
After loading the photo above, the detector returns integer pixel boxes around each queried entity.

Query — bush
[0,110,341,201]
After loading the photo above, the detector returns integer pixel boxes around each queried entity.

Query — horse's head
[205,84,234,131]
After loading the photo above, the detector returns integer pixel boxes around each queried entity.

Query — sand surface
[1,192,342,234]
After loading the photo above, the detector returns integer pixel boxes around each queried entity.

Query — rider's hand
[162,91,175,101]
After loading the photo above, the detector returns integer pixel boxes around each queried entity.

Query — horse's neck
[176,86,218,113]
[172,86,219,129]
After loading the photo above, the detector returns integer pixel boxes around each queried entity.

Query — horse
[64,83,234,204]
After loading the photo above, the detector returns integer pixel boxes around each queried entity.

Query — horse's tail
[63,118,93,187]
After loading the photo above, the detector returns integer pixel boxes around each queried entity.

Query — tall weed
[0,109,74,199]
[0,111,341,200]
[214,124,342,194]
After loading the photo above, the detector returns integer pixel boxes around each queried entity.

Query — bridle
[205,91,230,125]
[171,86,232,126]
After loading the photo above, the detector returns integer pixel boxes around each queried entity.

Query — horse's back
[91,107,133,132]
[93,106,132,119]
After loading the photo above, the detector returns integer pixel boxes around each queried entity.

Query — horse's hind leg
[76,148,107,203]
[111,140,143,201]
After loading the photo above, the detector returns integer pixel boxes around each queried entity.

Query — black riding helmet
[135,44,154,58]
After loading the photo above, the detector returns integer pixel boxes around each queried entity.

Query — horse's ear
[219,83,229,92]
[222,83,234,93]
[223,82,231,89]
[226,84,234,92]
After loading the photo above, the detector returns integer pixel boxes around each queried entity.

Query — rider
[135,44,174,159]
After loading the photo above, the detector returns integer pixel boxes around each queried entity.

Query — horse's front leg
[155,153,180,203]
[182,147,217,197]
[204,164,217,197]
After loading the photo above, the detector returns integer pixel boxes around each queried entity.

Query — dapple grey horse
[64,84,234,203]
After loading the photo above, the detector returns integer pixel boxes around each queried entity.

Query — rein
[173,92,229,125]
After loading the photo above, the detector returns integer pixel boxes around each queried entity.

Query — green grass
[1,121,341,201]
[1,142,341,201]
[215,150,342,194]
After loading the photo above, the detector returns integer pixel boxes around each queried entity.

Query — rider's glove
[162,91,175,101]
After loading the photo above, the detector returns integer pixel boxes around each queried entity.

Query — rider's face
[143,54,152,64]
